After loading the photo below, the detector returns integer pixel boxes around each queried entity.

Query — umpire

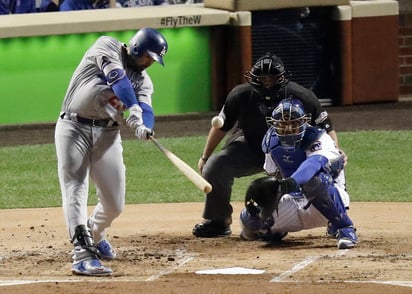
[193,52,343,238]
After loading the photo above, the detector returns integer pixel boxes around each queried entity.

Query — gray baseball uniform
[55,36,153,243]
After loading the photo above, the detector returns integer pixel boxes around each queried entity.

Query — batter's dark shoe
[192,220,232,238]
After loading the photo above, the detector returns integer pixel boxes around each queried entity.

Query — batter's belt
[60,112,118,128]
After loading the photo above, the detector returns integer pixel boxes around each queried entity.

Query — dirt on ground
[0,101,411,293]
[0,202,411,293]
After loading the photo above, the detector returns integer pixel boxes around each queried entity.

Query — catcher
[240,98,358,249]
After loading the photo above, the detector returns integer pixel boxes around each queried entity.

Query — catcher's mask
[266,98,310,152]
[244,176,282,229]
[244,53,288,102]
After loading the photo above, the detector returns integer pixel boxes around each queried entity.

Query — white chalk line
[0,280,72,287]
[270,255,320,282]
[351,281,412,288]
[270,250,348,282]
[1,250,411,287]
[269,250,412,287]
[2,279,411,288]
[0,248,195,286]
[145,248,195,281]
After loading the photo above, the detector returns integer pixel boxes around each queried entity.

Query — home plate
[195,267,265,275]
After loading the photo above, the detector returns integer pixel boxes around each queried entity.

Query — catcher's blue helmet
[267,98,308,152]
[129,28,168,66]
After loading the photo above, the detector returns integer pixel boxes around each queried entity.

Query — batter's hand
[135,125,154,140]
[126,104,143,128]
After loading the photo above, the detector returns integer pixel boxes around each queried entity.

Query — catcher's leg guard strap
[302,173,353,229]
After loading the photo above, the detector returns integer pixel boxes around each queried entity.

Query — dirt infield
[1,100,412,293]
[0,202,412,293]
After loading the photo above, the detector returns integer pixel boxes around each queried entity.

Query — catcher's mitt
[244,176,283,224]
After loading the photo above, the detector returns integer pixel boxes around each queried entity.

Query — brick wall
[399,10,412,96]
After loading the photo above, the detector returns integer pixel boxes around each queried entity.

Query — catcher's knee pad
[302,173,352,228]
[304,173,347,215]
[302,173,332,202]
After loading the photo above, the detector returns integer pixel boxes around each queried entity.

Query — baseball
[211,116,224,128]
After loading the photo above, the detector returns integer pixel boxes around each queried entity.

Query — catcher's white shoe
[72,257,112,276]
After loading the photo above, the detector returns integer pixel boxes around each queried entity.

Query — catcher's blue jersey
[262,126,327,178]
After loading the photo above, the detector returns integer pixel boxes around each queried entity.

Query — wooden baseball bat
[149,136,213,194]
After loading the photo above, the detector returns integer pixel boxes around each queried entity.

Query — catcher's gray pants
[201,136,264,223]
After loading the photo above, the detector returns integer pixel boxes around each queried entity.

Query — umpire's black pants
[201,136,264,224]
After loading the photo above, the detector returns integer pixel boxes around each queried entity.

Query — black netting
[251,7,338,105]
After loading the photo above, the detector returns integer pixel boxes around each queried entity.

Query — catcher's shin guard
[302,173,353,229]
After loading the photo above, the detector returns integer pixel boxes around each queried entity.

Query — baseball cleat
[96,239,117,261]
[192,220,231,238]
[337,226,358,249]
[72,257,113,276]
[326,222,338,238]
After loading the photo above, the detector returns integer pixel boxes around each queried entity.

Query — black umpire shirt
[220,80,333,155]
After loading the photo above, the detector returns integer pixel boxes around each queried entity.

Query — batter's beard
[123,47,144,73]
[126,56,144,72]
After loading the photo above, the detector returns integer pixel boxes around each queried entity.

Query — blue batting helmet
[129,28,168,66]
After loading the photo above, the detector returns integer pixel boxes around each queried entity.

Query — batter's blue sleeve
[140,102,154,129]
[111,76,139,109]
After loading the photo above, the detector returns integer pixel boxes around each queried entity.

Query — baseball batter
[54,28,168,276]
[240,98,358,249]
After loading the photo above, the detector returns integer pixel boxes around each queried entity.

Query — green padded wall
[0,28,211,125]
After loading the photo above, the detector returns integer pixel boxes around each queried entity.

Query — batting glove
[135,125,154,140]
[126,104,143,128]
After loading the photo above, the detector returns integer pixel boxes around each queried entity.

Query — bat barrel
[149,136,212,194]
